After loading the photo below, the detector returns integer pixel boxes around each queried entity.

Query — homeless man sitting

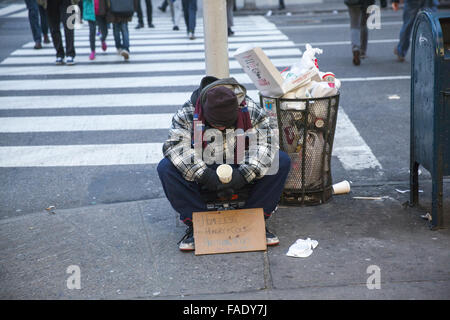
[157,76,291,251]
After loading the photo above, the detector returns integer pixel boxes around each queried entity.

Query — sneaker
[89,51,95,60]
[101,41,107,52]
[149,23,155,28]
[173,25,179,31]
[178,225,195,251]
[189,32,195,40]
[352,50,360,66]
[135,23,144,29]
[266,227,279,246]
[66,56,75,65]
[394,47,405,62]
[55,57,64,65]
[34,41,42,49]
[120,49,129,60]
[43,34,50,44]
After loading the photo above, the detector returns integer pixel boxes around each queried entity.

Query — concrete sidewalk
[1,179,449,300]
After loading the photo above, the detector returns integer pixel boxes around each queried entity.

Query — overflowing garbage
[235,44,341,205]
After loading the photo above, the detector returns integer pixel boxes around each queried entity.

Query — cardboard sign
[192,208,267,255]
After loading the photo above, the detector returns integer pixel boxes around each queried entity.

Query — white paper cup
[216,164,233,184]
[332,180,351,195]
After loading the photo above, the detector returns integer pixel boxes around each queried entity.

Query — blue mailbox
[410,11,450,230]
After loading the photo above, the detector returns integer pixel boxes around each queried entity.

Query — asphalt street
[1,3,441,219]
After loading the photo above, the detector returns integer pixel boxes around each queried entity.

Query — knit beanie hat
[202,86,239,128]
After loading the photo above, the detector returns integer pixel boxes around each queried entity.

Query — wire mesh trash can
[260,93,340,206]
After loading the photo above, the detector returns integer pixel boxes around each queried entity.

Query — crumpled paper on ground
[286,238,318,258]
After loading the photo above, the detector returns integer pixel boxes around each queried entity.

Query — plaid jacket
[162,96,278,183]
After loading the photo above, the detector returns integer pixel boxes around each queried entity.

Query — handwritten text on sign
[193,208,267,255]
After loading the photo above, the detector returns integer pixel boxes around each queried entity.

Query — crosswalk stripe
[0,73,254,91]
[11,41,296,55]
[0,114,174,132]
[0,90,260,110]
[0,48,302,65]
[333,109,382,170]
[0,58,298,76]
[0,143,164,167]
[21,35,289,48]
[0,4,26,17]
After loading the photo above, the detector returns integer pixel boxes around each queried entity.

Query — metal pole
[202,0,229,78]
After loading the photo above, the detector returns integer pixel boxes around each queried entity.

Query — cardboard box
[234,46,317,97]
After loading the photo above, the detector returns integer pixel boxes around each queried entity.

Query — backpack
[109,0,134,16]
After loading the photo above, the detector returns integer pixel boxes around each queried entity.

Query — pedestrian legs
[396,0,437,58]
[113,22,130,55]
[25,0,42,47]
[157,151,290,225]
[46,0,75,60]
[181,0,197,38]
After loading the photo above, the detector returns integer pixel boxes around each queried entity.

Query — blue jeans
[113,22,130,52]
[25,0,41,42]
[397,0,438,57]
[181,0,197,33]
[157,151,291,225]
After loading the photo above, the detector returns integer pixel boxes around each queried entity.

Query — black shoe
[352,50,361,66]
[228,27,234,36]
[34,41,42,49]
[158,6,166,12]
[148,23,155,28]
[178,225,195,251]
[135,23,144,29]
[173,25,179,31]
[43,34,50,44]
[266,227,279,246]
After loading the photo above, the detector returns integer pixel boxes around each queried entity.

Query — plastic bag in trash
[281,44,322,91]
[286,238,319,258]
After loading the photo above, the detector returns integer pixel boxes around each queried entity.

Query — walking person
[181,0,197,40]
[168,0,182,31]
[25,0,49,49]
[226,0,234,36]
[107,0,134,60]
[37,1,51,44]
[392,0,438,62]
[344,0,374,66]
[158,0,168,12]
[135,0,154,29]
[46,0,78,65]
[157,76,290,251]
[94,0,109,53]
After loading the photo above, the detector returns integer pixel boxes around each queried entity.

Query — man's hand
[199,168,222,192]
[218,169,247,192]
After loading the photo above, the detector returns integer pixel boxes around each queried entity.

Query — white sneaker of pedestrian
[55,57,64,65]
[120,49,129,60]
[66,56,75,65]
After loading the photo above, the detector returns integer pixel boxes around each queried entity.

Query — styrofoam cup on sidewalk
[332,180,351,195]
[216,164,233,184]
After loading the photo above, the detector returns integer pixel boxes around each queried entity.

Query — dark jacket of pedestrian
[106,0,135,23]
